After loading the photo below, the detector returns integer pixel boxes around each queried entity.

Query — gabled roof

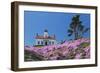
[35,35,55,40]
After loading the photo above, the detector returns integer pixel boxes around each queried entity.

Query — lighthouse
[35,29,57,46]
[44,29,49,37]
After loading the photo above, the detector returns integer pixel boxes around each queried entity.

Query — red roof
[35,35,55,40]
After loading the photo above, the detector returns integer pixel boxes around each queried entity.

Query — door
[45,41,48,45]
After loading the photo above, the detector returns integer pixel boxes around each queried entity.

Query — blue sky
[24,11,90,46]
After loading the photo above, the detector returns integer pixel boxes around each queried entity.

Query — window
[41,41,43,45]
[49,41,51,45]
[52,41,54,44]
[38,41,40,45]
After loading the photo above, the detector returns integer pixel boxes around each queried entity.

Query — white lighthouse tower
[44,29,49,37]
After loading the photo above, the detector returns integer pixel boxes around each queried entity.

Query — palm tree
[68,15,89,40]
[78,22,89,38]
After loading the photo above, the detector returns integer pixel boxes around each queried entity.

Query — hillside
[25,38,90,61]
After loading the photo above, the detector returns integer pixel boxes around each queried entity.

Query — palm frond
[68,29,73,34]
[68,34,72,36]
[83,28,90,33]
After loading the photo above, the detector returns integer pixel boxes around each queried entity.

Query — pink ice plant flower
[25,38,90,60]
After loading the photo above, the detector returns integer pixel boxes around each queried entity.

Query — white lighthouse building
[35,29,57,46]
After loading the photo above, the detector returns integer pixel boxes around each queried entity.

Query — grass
[24,50,42,61]
[34,45,44,48]
[78,42,90,48]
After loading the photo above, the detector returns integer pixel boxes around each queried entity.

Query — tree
[68,15,89,40]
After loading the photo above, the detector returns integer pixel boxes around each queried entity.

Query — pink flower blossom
[25,38,90,60]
